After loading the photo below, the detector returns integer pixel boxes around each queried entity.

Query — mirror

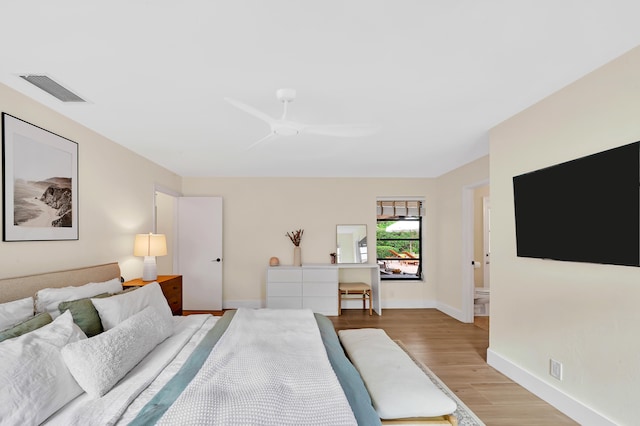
[336,225,368,263]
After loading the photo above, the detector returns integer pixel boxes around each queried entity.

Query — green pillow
[0,312,53,343]
[58,288,138,337]
[58,293,110,337]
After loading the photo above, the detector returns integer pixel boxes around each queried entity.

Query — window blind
[376,200,424,217]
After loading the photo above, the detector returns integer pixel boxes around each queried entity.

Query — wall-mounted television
[513,141,640,267]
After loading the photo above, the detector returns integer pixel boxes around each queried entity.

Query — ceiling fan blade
[246,132,279,150]
[302,124,380,138]
[225,97,275,125]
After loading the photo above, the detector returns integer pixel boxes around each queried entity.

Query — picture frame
[2,113,78,241]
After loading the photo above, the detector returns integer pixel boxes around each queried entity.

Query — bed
[0,263,381,426]
[0,263,457,426]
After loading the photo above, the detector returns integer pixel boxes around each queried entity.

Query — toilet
[474,287,490,316]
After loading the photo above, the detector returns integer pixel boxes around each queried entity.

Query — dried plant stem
[286,229,304,246]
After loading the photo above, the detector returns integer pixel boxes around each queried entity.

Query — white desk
[266,263,381,316]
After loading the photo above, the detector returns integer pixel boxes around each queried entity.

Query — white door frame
[483,195,491,288]
[461,179,489,323]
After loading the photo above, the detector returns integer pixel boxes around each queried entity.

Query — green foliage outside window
[376,221,420,258]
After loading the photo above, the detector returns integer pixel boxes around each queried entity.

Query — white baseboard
[226,299,439,311]
[487,349,616,426]
[436,301,465,322]
[381,299,436,309]
[227,299,442,311]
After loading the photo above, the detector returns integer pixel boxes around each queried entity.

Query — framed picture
[2,113,78,241]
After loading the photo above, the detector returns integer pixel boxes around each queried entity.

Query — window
[376,200,423,280]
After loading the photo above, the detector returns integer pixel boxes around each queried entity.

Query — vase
[293,246,302,266]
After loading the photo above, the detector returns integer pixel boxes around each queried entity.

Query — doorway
[482,195,490,290]
[473,187,490,328]
[154,188,224,312]
[472,189,490,291]
[462,180,490,324]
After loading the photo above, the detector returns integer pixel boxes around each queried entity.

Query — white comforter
[157,308,357,425]
[45,309,357,426]
[45,314,217,426]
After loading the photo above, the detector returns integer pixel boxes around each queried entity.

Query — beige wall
[490,46,640,424]
[0,83,182,281]
[180,159,489,312]
[181,177,442,308]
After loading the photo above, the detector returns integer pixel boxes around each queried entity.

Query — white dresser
[267,266,339,316]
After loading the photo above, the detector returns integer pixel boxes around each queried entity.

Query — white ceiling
[2,1,640,178]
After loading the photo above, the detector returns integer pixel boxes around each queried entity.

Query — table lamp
[134,233,167,281]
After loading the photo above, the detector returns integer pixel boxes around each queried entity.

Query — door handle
[212,258,222,262]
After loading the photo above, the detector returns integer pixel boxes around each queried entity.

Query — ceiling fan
[224,88,379,149]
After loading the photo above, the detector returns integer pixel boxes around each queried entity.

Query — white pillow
[61,306,173,398]
[0,310,86,425]
[0,297,34,330]
[35,278,123,318]
[91,281,172,330]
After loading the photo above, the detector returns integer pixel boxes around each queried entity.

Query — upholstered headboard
[0,262,121,304]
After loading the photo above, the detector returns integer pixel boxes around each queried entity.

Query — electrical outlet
[550,358,563,380]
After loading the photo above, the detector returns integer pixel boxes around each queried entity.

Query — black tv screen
[513,141,640,267]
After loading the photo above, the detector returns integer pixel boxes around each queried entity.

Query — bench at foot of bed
[382,414,458,425]
[338,328,458,426]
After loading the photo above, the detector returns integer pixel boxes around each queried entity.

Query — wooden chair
[339,282,372,315]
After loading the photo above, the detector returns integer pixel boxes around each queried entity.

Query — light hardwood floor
[330,309,578,426]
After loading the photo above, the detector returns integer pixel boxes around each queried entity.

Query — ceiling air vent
[19,75,86,102]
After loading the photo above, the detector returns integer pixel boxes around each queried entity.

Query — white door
[177,197,223,310]
[483,196,490,288]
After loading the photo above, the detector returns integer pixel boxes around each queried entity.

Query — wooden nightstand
[123,275,183,316]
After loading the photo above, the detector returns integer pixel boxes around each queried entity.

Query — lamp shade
[134,233,167,281]
[134,233,167,257]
